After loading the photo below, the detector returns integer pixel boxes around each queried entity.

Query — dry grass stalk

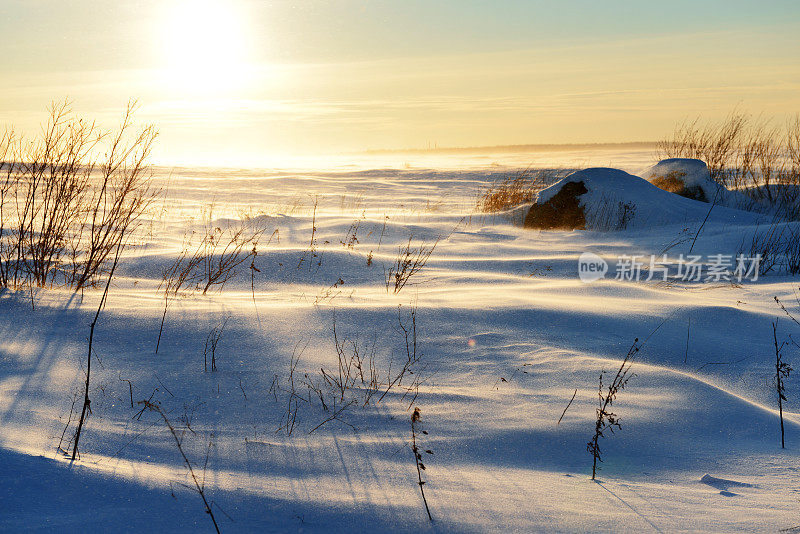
[70,233,126,462]
[410,406,433,521]
[773,321,792,448]
[588,338,640,480]
[137,400,221,534]
[385,236,439,293]
[296,196,321,272]
[273,303,426,434]
[204,317,229,372]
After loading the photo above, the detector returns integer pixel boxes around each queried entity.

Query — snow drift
[524,167,755,230]
[641,158,795,217]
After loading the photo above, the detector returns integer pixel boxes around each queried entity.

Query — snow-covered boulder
[524,167,753,231]
[641,158,724,203]
[524,181,588,230]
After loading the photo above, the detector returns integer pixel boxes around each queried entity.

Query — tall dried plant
[0,100,157,291]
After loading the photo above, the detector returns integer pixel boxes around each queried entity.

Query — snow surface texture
[2,147,800,533]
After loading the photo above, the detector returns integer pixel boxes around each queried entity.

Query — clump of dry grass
[732,212,800,277]
[204,317,229,372]
[477,168,557,213]
[658,111,800,218]
[657,111,748,185]
[584,195,637,231]
[154,210,268,354]
[385,235,439,293]
[195,213,266,295]
[650,171,690,195]
[272,303,426,435]
[785,225,800,275]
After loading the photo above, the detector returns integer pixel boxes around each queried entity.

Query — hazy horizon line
[363,141,658,155]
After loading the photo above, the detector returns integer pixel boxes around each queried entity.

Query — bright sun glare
[160,0,252,94]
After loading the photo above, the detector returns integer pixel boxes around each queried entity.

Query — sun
[158,0,252,94]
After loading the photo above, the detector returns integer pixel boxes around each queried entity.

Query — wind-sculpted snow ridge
[2,150,800,532]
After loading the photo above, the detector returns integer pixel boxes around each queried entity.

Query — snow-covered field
[3,147,800,533]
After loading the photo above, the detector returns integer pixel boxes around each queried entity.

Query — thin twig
[138,400,221,534]
[557,389,578,425]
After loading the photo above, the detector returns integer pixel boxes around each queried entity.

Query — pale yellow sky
[1,1,799,166]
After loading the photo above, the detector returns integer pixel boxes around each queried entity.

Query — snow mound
[642,158,795,216]
[642,158,724,203]
[525,167,754,230]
